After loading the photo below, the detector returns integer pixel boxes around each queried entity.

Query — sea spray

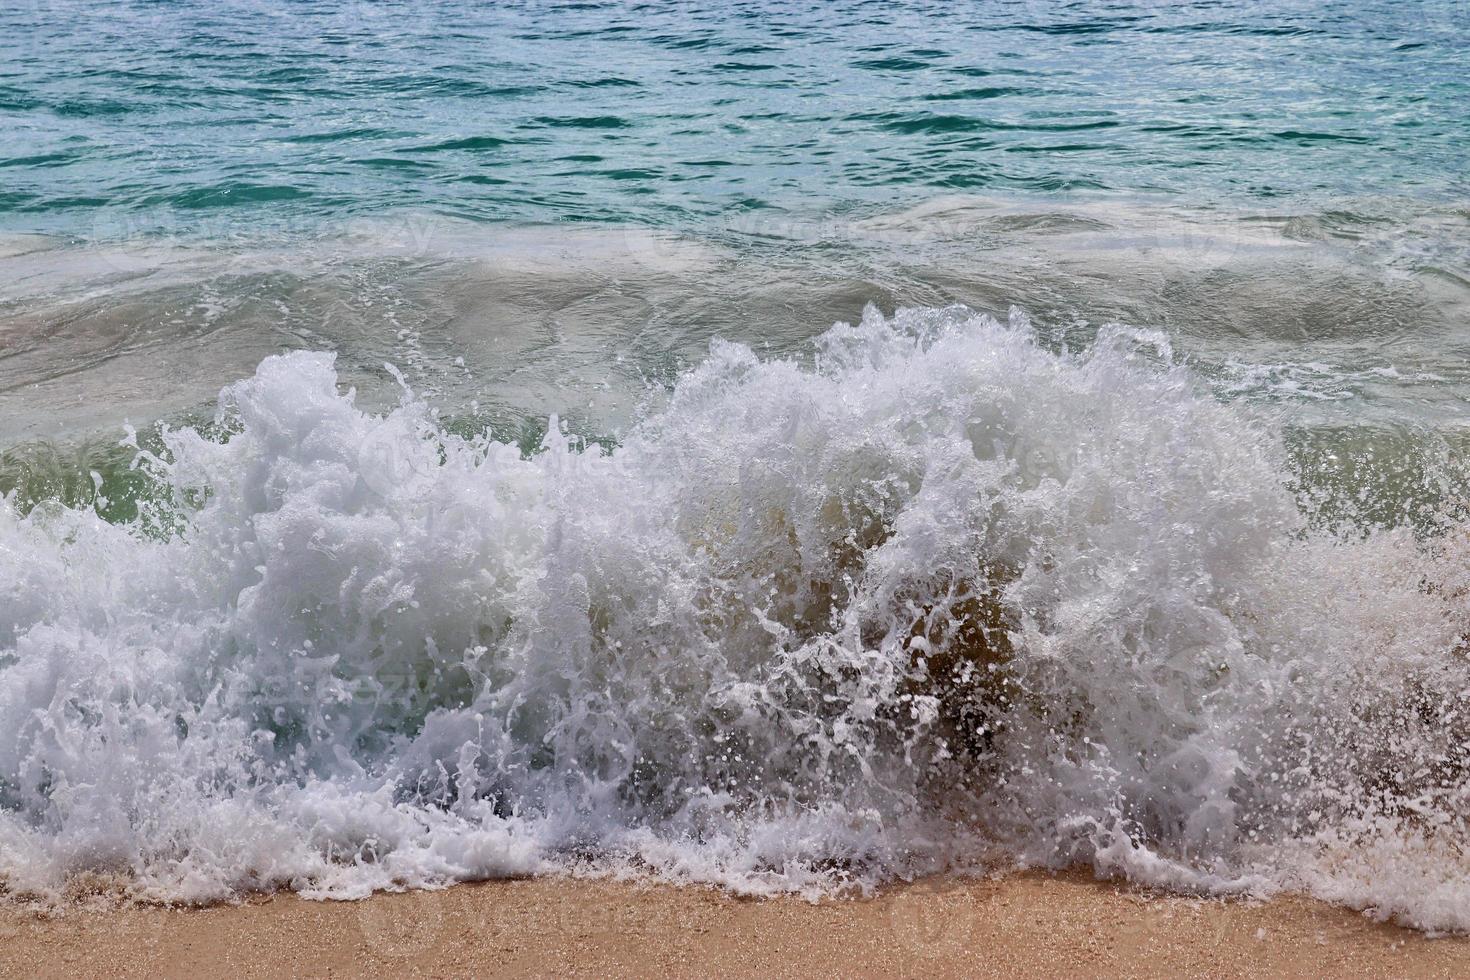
[1,306,1466,928]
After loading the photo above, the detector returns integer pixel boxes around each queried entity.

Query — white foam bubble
[1,305,1466,928]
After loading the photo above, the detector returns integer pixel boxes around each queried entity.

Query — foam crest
[1,306,1466,928]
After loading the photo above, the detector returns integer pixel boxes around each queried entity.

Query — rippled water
[1,1,1467,443]
[2,0,1470,930]
[3,0,1469,230]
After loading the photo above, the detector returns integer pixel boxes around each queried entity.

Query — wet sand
[1,871,1466,979]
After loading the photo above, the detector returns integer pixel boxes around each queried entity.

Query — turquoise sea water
[2,1,1468,232]
[3,1,1470,927]
[2,0,1469,445]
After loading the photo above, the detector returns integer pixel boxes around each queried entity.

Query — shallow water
[1,0,1469,932]
[4,1,1468,225]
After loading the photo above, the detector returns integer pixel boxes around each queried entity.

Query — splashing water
[1,306,1467,929]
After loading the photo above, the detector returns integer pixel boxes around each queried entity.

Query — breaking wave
[2,306,1467,930]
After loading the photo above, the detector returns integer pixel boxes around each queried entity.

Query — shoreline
[2,871,1467,979]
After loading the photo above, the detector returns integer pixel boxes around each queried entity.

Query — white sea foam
[1,305,1466,928]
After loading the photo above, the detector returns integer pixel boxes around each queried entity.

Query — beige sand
[1,871,1466,979]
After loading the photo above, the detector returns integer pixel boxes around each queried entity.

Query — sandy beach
[1,871,1466,979]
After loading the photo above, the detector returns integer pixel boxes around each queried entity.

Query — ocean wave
[1,305,1466,929]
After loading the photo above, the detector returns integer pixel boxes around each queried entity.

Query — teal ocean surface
[1,1,1469,929]
[3,1,1468,227]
